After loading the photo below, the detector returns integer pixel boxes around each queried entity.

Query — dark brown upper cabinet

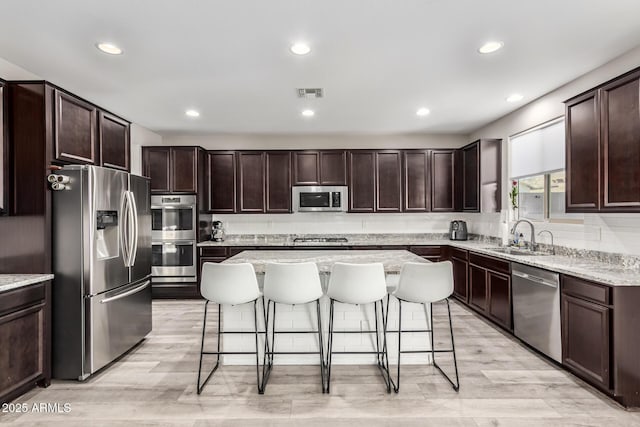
[293,151,319,185]
[461,139,502,213]
[348,151,376,212]
[462,142,479,211]
[375,150,402,212]
[403,150,430,212]
[600,70,640,211]
[566,90,601,212]
[348,150,402,213]
[0,80,6,215]
[237,151,266,213]
[430,149,456,212]
[565,67,640,213]
[293,150,347,186]
[53,90,98,165]
[98,111,130,171]
[142,146,201,194]
[320,151,347,185]
[171,147,199,193]
[142,147,170,192]
[207,151,236,213]
[266,151,291,213]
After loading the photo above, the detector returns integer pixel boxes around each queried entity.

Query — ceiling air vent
[297,88,323,98]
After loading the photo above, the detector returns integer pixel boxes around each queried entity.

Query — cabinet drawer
[562,275,611,305]
[450,247,468,261]
[469,252,510,275]
[0,283,46,315]
[410,246,441,257]
[199,247,228,257]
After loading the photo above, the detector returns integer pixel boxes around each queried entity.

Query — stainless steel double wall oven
[151,195,198,283]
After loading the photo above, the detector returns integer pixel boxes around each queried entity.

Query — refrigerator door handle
[127,191,139,267]
[100,280,151,304]
[120,190,131,266]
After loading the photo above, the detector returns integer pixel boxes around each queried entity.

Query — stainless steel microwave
[292,186,348,212]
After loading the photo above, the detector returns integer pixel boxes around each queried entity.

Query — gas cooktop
[293,237,349,243]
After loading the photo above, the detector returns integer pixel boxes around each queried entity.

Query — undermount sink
[485,247,550,256]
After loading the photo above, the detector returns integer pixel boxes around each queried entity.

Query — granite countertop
[445,241,640,287]
[202,233,640,287]
[222,249,427,274]
[0,274,54,293]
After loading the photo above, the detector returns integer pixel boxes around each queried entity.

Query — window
[509,118,580,222]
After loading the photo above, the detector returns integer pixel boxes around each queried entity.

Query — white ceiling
[1,0,640,135]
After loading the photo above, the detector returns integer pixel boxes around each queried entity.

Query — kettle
[449,220,468,241]
[212,221,225,242]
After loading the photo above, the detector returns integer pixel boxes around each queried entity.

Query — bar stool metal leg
[253,300,263,394]
[375,299,392,393]
[382,295,394,392]
[394,299,402,392]
[390,299,459,393]
[326,298,335,393]
[431,300,460,391]
[316,299,327,393]
[197,299,264,395]
[261,299,326,393]
[326,298,392,394]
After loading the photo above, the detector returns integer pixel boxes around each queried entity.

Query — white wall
[160,133,468,150]
[469,45,640,255]
[130,124,162,175]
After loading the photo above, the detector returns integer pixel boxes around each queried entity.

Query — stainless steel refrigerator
[51,165,152,380]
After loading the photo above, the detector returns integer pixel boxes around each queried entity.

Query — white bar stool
[390,261,460,392]
[325,262,392,393]
[197,262,265,394]
[261,262,326,393]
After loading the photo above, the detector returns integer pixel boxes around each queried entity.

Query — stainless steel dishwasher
[512,263,562,363]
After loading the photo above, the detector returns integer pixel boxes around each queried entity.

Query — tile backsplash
[207,211,640,256]
[209,212,474,236]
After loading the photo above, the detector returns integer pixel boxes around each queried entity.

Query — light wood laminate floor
[2,300,639,426]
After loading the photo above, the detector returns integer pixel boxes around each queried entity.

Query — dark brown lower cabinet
[466,253,512,330]
[469,264,487,311]
[0,281,51,404]
[562,293,611,390]
[487,271,511,329]
[560,274,640,407]
[451,257,468,302]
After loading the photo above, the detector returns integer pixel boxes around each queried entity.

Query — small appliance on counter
[212,220,225,242]
[449,220,468,241]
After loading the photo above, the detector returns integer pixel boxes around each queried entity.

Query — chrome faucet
[510,219,536,250]
[537,230,555,255]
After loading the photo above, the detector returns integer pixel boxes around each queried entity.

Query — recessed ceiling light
[290,43,311,55]
[96,42,123,55]
[185,109,200,117]
[478,41,504,54]
[301,109,315,117]
[416,107,430,117]
[506,94,523,103]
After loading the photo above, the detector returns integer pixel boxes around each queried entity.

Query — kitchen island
[217,250,436,365]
